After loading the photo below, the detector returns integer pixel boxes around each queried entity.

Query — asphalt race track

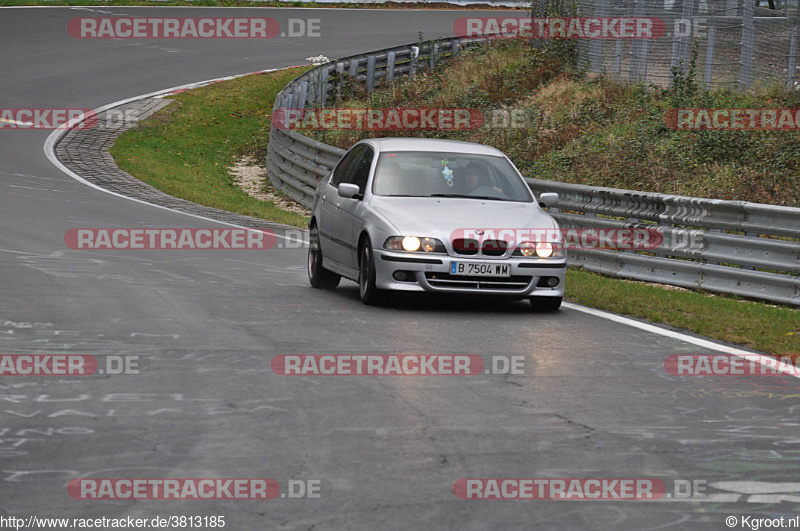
[1,7,799,530]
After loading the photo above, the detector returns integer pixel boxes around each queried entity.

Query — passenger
[377,162,409,195]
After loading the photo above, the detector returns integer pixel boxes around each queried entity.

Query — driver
[464,162,503,194]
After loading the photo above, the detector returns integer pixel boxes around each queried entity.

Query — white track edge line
[562,302,799,379]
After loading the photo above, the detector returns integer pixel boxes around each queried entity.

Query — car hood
[368,196,559,239]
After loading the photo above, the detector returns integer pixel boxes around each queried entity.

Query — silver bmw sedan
[308,138,566,310]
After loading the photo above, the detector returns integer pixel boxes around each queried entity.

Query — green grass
[111,66,312,228]
[111,43,799,358]
[566,269,799,358]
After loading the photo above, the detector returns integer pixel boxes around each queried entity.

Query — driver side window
[331,145,365,187]
[348,147,374,194]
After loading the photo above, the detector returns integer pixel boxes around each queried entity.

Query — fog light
[537,276,560,288]
[393,271,414,282]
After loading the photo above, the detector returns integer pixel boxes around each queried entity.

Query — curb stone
[54,96,301,233]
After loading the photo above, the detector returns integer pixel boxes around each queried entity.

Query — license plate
[450,261,510,277]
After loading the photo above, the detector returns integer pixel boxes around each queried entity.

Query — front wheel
[529,296,562,312]
[308,225,340,289]
[358,238,382,305]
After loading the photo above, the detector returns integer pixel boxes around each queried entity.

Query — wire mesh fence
[530,0,800,90]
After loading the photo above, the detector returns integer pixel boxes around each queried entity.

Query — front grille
[425,272,532,291]
[452,238,479,255]
[481,239,508,256]
[452,239,510,257]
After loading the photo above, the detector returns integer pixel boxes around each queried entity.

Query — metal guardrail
[265,39,800,306]
[527,179,800,306]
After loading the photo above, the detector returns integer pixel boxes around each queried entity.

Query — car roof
[359,137,505,157]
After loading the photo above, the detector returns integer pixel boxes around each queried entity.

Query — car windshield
[371,151,533,202]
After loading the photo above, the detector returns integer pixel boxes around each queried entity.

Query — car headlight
[402,236,420,251]
[384,236,446,253]
[535,242,553,257]
[514,241,563,258]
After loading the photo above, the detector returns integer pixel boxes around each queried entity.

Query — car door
[318,145,366,268]
[336,145,375,270]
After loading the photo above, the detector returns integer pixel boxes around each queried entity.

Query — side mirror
[338,183,361,199]
[538,192,559,208]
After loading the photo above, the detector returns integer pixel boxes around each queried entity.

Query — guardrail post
[410,46,419,78]
[366,55,376,92]
[296,81,308,110]
[349,58,359,82]
[335,62,345,100]
[386,51,396,84]
[307,71,319,108]
[430,43,440,69]
[451,39,460,57]
[319,66,330,106]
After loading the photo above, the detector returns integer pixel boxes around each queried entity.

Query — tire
[358,238,382,305]
[529,296,562,312]
[308,225,340,289]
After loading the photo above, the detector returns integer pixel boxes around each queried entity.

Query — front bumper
[374,249,566,298]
